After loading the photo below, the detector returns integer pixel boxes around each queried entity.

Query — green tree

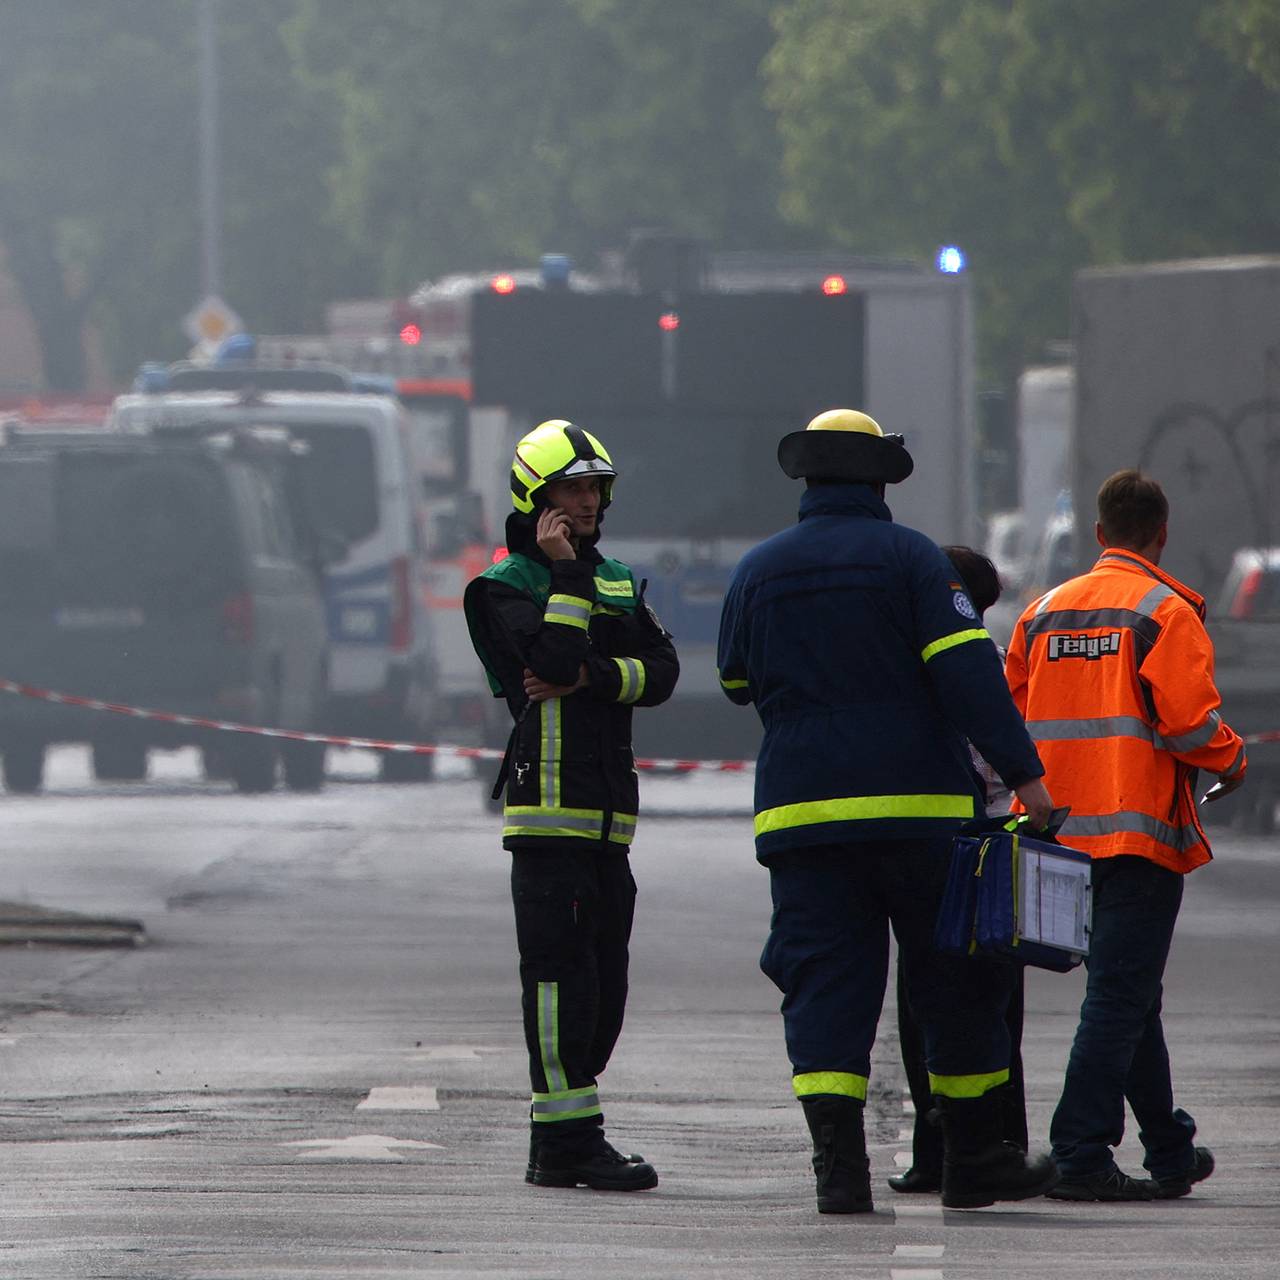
[287,0,788,291]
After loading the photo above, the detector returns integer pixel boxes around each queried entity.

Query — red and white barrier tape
[0,678,755,775]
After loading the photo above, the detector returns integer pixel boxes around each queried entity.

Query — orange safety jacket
[1006,548,1246,874]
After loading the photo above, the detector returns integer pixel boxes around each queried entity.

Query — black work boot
[888,1104,942,1194]
[936,1092,1060,1209]
[526,1135,645,1184]
[528,1129,658,1191]
[801,1095,873,1214]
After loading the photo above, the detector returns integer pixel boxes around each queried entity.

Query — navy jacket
[717,483,1043,862]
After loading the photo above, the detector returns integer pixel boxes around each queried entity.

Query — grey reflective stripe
[531,1091,600,1117]
[537,981,565,1094]
[608,812,637,843]
[1134,583,1174,618]
[1161,711,1222,753]
[1033,587,1060,618]
[616,657,644,703]
[1028,716,1156,744]
[1223,743,1247,778]
[1060,809,1196,850]
[545,595,591,626]
[507,811,603,835]
[540,699,560,807]
[1023,607,1162,654]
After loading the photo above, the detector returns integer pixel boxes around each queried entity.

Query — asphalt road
[0,746,1277,1279]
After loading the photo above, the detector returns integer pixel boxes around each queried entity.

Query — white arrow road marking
[357,1087,440,1111]
[894,1245,945,1258]
[283,1135,443,1161]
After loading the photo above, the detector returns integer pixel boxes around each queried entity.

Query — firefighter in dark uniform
[716,409,1060,1213]
[464,419,678,1191]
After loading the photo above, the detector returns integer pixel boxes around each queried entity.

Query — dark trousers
[761,841,1015,1089]
[510,845,636,1153]
[1049,854,1197,1180]
[897,960,1028,1171]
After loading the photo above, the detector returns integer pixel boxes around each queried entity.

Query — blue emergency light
[936,246,966,274]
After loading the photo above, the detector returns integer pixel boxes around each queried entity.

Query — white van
[109,386,439,777]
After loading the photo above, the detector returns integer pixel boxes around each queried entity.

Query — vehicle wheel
[282,740,327,792]
[202,745,230,781]
[228,736,277,793]
[379,750,435,783]
[2,741,45,794]
[92,740,149,782]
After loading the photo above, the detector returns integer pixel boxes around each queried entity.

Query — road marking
[357,1086,440,1111]
[283,1135,443,1161]
[893,1151,913,1167]
[891,1271,943,1280]
[892,1203,943,1219]
[894,1244,945,1258]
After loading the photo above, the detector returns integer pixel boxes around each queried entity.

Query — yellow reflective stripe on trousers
[755,793,975,837]
[613,656,646,704]
[539,698,561,809]
[502,806,604,840]
[544,594,591,629]
[928,1068,1010,1098]
[793,1071,868,1101]
[921,627,990,663]
[531,1083,602,1123]
[718,669,749,690]
[536,980,565,1095]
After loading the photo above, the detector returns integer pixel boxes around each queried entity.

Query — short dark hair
[1097,469,1168,549]
[942,544,1002,616]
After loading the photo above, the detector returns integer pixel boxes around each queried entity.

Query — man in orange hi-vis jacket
[1006,469,1246,1204]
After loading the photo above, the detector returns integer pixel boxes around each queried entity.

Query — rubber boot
[801,1096,873,1214]
[527,1128,658,1191]
[526,1134,645,1184]
[936,1092,1060,1209]
[887,1103,942,1193]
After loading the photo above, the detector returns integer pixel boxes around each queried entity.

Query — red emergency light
[399,323,422,345]
[490,274,517,295]
[658,312,680,332]
[821,275,848,296]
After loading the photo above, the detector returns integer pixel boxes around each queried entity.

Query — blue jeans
[1049,855,1197,1180]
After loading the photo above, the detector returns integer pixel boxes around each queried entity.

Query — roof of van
[108,389,402,427]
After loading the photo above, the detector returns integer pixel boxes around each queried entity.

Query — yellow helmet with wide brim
[777,408,914,484]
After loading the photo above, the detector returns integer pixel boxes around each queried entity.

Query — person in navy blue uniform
[717,409,1059,1213]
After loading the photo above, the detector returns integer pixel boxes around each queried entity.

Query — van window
[284,422,379,546]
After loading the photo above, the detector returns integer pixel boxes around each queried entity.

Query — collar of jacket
[798,482,892,523]
[503,510,604,567]
[1094,547,1206,620]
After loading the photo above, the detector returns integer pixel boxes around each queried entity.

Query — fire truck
[260,237,977,766]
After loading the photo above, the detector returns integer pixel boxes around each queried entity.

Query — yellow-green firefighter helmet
[510,419,617,513]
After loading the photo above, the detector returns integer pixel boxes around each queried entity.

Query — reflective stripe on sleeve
[544,594,591,629]
[928,1068,1010,1099]
[1161,711,1222,753]
[921,627,989,663]
[1222,743,1247,778]
[613,657,646,704]
[530,1084,602,1123]
[607,812,637,845]
[793,1071,868,1101]
[754,793,975,837]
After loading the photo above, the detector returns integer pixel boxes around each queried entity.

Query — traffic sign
[183,294,243,346]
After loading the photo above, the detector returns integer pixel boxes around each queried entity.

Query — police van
[109,378,440,777]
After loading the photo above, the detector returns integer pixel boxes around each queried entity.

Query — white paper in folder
[1019,847,1091,953]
